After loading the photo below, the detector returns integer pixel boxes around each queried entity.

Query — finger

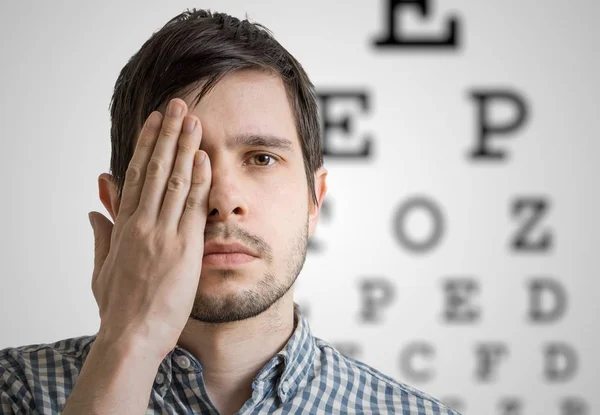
[158,114,203,230]
[178,150,211,239]
[118,111,163,220]
[138,98,188,221]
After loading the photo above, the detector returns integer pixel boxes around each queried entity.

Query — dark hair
[109,8,323,207]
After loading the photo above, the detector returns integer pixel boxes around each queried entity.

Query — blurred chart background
[0,1,598,413]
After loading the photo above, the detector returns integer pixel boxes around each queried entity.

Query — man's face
[171,69,325,324]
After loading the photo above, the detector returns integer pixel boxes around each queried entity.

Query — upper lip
[203,241,258,257]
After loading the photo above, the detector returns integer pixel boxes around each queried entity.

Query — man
[0,9,460,415]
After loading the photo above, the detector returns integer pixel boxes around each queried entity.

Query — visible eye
[246,153,279,167]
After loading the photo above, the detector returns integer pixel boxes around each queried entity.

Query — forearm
[62,333,163,414]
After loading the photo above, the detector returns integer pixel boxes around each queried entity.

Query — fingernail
[145,112,162,131]
[195,151,206,165]
[168,100,182,117]
[183,117,197,134]
[88,213,95,228]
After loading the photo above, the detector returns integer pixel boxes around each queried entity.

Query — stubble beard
[189,219,309,324]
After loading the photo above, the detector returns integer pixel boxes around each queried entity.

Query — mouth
[202,252,257,267]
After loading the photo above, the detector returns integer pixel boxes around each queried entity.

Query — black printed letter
[511,197,552,252]
[317,91,372,159]
[443,278,480,323]
[400,342,435,382]
[475,343,508,382]
[393,196,445,253]
[374,0,461,49]
[358,277,395,323]
[544,343,578,382]
[498,398,523,415]
[561,397,588,415]
[468,89,529,161]
[528,278,567,323]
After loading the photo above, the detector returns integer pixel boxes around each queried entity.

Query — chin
[197,269,259,295]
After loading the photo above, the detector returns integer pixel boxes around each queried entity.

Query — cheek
[249,175,308,242]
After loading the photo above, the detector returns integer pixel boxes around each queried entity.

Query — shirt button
[176,355,191,369]
[155,372,165,384]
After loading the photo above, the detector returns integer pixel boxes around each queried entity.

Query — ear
[308,166,328,239]
[98,173,121,223]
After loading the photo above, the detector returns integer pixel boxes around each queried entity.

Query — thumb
[88,211,113,282]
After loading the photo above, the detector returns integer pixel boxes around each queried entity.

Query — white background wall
[0,1,598,413]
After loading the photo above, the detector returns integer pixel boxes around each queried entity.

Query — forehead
[181,69,300,151]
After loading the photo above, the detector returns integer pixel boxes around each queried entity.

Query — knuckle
[129,219,149,238]
[161,119,180,136]
[137,134,155,149]
[146,158,164,178]
[125,164,142,183]
[177,141,195,156]
[167,174,188,191]
[191,172,209,185]
[185,193,205,210]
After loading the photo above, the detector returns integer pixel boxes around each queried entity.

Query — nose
[206,164,248,223]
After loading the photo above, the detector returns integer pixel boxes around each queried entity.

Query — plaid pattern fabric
[0,303,461,414]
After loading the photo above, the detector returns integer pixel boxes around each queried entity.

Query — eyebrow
[226,133,295,152]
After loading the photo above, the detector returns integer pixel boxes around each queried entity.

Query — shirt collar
[249,302,316,404]
[275,302,315,403]
[86,302,315,404]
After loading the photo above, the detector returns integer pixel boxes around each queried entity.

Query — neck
[175,293,297,410]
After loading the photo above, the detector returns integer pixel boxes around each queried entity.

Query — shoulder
[312,337,462,415]
[0,334,97,373]
[0,335,97,413]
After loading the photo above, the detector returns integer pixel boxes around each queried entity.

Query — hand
[88,98,210,359]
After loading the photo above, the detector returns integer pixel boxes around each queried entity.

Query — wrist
[95,325,173,364]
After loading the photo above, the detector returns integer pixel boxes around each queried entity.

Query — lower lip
[203,253,256,267]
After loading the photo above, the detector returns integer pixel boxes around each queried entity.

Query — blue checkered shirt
[0,304,460,414]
